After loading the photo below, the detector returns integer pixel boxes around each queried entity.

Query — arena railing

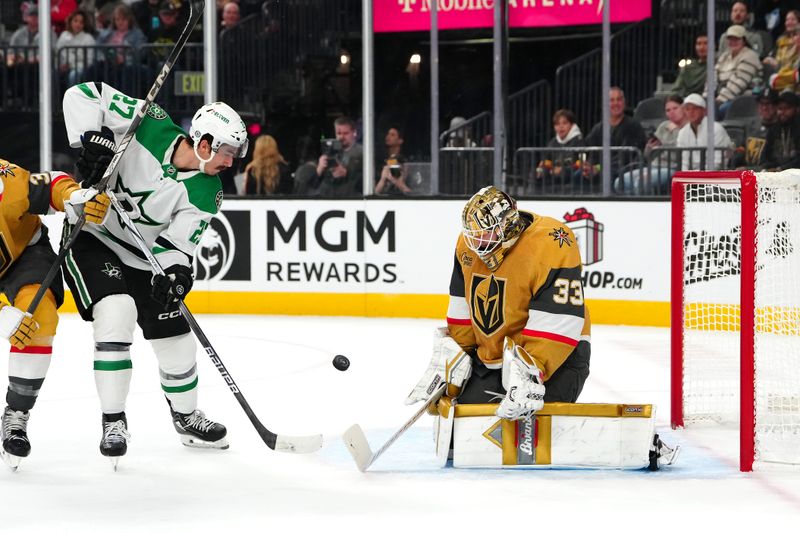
[438,111,492,149]
[438,147,494,195]
[508,79,552,153]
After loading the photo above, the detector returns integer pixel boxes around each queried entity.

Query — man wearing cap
[712,24,763,118]
[7,4,56,66]
[736,88,780,166]
[761,91,800,170]
[676,93,734,170]
[719,2,765,57]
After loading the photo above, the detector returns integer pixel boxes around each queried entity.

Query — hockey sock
[151,333,198,413]
[92,295,136,414]
[6,346,52,412]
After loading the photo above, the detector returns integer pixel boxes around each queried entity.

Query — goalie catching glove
[151,264,193,308]
[496,337,545,420]
[64,188,111,225]
[0,303,38,350]
[406,328,473,406]
[77,126,116,187]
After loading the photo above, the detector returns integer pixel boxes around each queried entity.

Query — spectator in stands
[221,2,240,31]
[375,126,412,195]
[314,116,364,197]
[767,27,800,93]
[734,87,779,168]
[617,95,687,195]
[760,90,800,170]
[754,0,800,42]
[132,0,164,40]
[763,10,800,76]
[293,136,320,195]
[51,0,79,34]
[96,3,147,65]
[676,93,734,170]
[672,34,708,98]
[535,108,583,193]
[242,135,293,195]
[583,87,647,187]
[7,4,56,66]
[149,1,198,57]
[56,9,96,86]
[720,2,765,58]
[446,116,477,148]
[712,25,763,118]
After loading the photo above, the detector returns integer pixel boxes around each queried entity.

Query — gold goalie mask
[461,186,525,271]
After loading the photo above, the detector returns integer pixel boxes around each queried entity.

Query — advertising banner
[373,0,652,33]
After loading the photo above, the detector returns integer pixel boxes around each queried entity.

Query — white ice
[1,315,799,531]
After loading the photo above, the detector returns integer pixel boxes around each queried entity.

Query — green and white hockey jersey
[63,82,221,272]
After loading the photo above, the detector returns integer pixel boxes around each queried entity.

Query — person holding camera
[314,116,364,197]
[375,126,412,195]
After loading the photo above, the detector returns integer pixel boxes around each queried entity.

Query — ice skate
[649,433,680,471]
[170,406,228,449]
[1,407,30,471]
[100,412,130,471]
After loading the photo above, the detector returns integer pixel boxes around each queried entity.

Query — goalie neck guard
[461,186,525,271]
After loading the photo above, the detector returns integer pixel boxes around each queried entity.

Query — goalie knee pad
[150,333,198,413]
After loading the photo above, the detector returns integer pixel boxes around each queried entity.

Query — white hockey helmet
[189,102,249,159]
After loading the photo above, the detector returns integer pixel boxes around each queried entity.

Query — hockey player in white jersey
[61,82,249,464]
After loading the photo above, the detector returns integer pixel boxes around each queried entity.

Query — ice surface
[1,316,798,530]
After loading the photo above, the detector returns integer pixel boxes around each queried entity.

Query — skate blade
[108,456,121,472]
[180,434,229,449]
[0,450,22,472]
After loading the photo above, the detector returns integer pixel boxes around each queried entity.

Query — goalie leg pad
[433,397,455,467]
[450,403,658,469]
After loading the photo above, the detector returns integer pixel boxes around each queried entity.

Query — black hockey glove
[76,126,116,187]
[151,264,194,308]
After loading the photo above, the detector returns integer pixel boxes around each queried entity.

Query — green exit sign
[175,71,205,96]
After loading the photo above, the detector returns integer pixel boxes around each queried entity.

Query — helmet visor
[215,140,248,159]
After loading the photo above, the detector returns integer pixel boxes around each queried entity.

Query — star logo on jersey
[470,274,506,337]
[0,163,16,178]
[101,262,122,279]
[549,227,572,248]
[114,174,162,226]
[147,102,168,120]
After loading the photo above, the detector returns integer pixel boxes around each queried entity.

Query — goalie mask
[190,102,249,172]
[461,186,524,271]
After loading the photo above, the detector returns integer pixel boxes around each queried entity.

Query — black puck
[332,355,350,371]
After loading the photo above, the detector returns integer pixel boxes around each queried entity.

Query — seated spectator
[132,0,163,40]
[767,28,800,92]
[535,109,583,193]
[446,116,477,148]
[56,9,96,87]
[313,116,363,197]
[711,25,763,117]
[293,136,320,195]
[96,3,147,65]
[149,1,199,59]
[243,135,293,195]
[7,4,56,66]
[761,91,800,170]
[51,0,79,34]
[617,95,687,195]
[672,34,708,98]
[754,0,800,42]
[375,126,412,195]
[221,2,240,32]
[89,3,148,94]
[719,2,765,58]
[676,93,734,170]
[763,10,800,75]
[583,87,647,188]
[733,87,778,167]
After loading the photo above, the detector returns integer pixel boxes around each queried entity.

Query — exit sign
[175,71,205,96]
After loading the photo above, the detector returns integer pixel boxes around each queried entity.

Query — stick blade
[273,433,323,454]
[343,424,373,472]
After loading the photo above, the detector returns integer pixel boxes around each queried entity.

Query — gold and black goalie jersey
[446,211,591,381]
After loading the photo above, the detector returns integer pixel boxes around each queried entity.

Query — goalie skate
[1,407,30,471]
[649,433,680,471]
[171,408,229,449]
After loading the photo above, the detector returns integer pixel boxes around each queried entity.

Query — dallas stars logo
[114,174,162,226]
[101,262,122,279]
[549,227,572,248]
[147,103,167,120]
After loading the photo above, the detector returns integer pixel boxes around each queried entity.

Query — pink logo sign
[374,1,651,33]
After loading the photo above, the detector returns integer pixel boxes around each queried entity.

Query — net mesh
[680,171,800,465]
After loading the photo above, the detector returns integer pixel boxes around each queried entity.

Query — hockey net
[671,170,800,471]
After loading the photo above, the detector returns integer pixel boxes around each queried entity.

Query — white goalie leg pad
[150,333,198,414]
[450,403,657,469]
[92,294,136,414]
[406,327,472,404]
[433,398,456,467]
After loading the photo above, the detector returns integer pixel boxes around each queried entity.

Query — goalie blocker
[433,401,678,470]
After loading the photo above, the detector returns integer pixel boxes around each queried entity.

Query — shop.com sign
[374,0,651,33]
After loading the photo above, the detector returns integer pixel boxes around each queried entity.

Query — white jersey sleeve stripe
[523,309,584,343]
[447,295,471,321]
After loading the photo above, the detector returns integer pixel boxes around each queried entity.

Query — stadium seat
[634,96,666,136]
[722,95,759,138]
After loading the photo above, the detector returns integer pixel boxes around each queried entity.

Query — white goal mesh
[675,170,800,468]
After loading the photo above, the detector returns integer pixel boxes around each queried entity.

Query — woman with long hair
[243,135,293,195]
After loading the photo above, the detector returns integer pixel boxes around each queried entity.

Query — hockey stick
[104,189,322,454]
[343,382,446,472]
[24,0,205,316]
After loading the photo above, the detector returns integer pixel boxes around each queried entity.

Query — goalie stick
[105,189,322,454]
[343,382,446,472]
[24,0,205,316]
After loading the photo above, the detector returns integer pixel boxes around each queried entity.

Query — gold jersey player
[407,186,590,420]
[0,159,109,469]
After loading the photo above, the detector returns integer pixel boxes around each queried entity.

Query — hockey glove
[76,126,116,187]
[64,188,111,225]
[151,264,194,308]
[0,304,39,350]
[406,328,472,409]
[496,337,545,420]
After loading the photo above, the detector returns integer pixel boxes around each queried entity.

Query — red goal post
[671,170,800,472]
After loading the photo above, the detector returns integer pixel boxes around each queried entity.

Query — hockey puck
[332,355,350,371]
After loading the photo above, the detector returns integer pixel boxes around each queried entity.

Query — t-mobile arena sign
[374,0,651,33]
